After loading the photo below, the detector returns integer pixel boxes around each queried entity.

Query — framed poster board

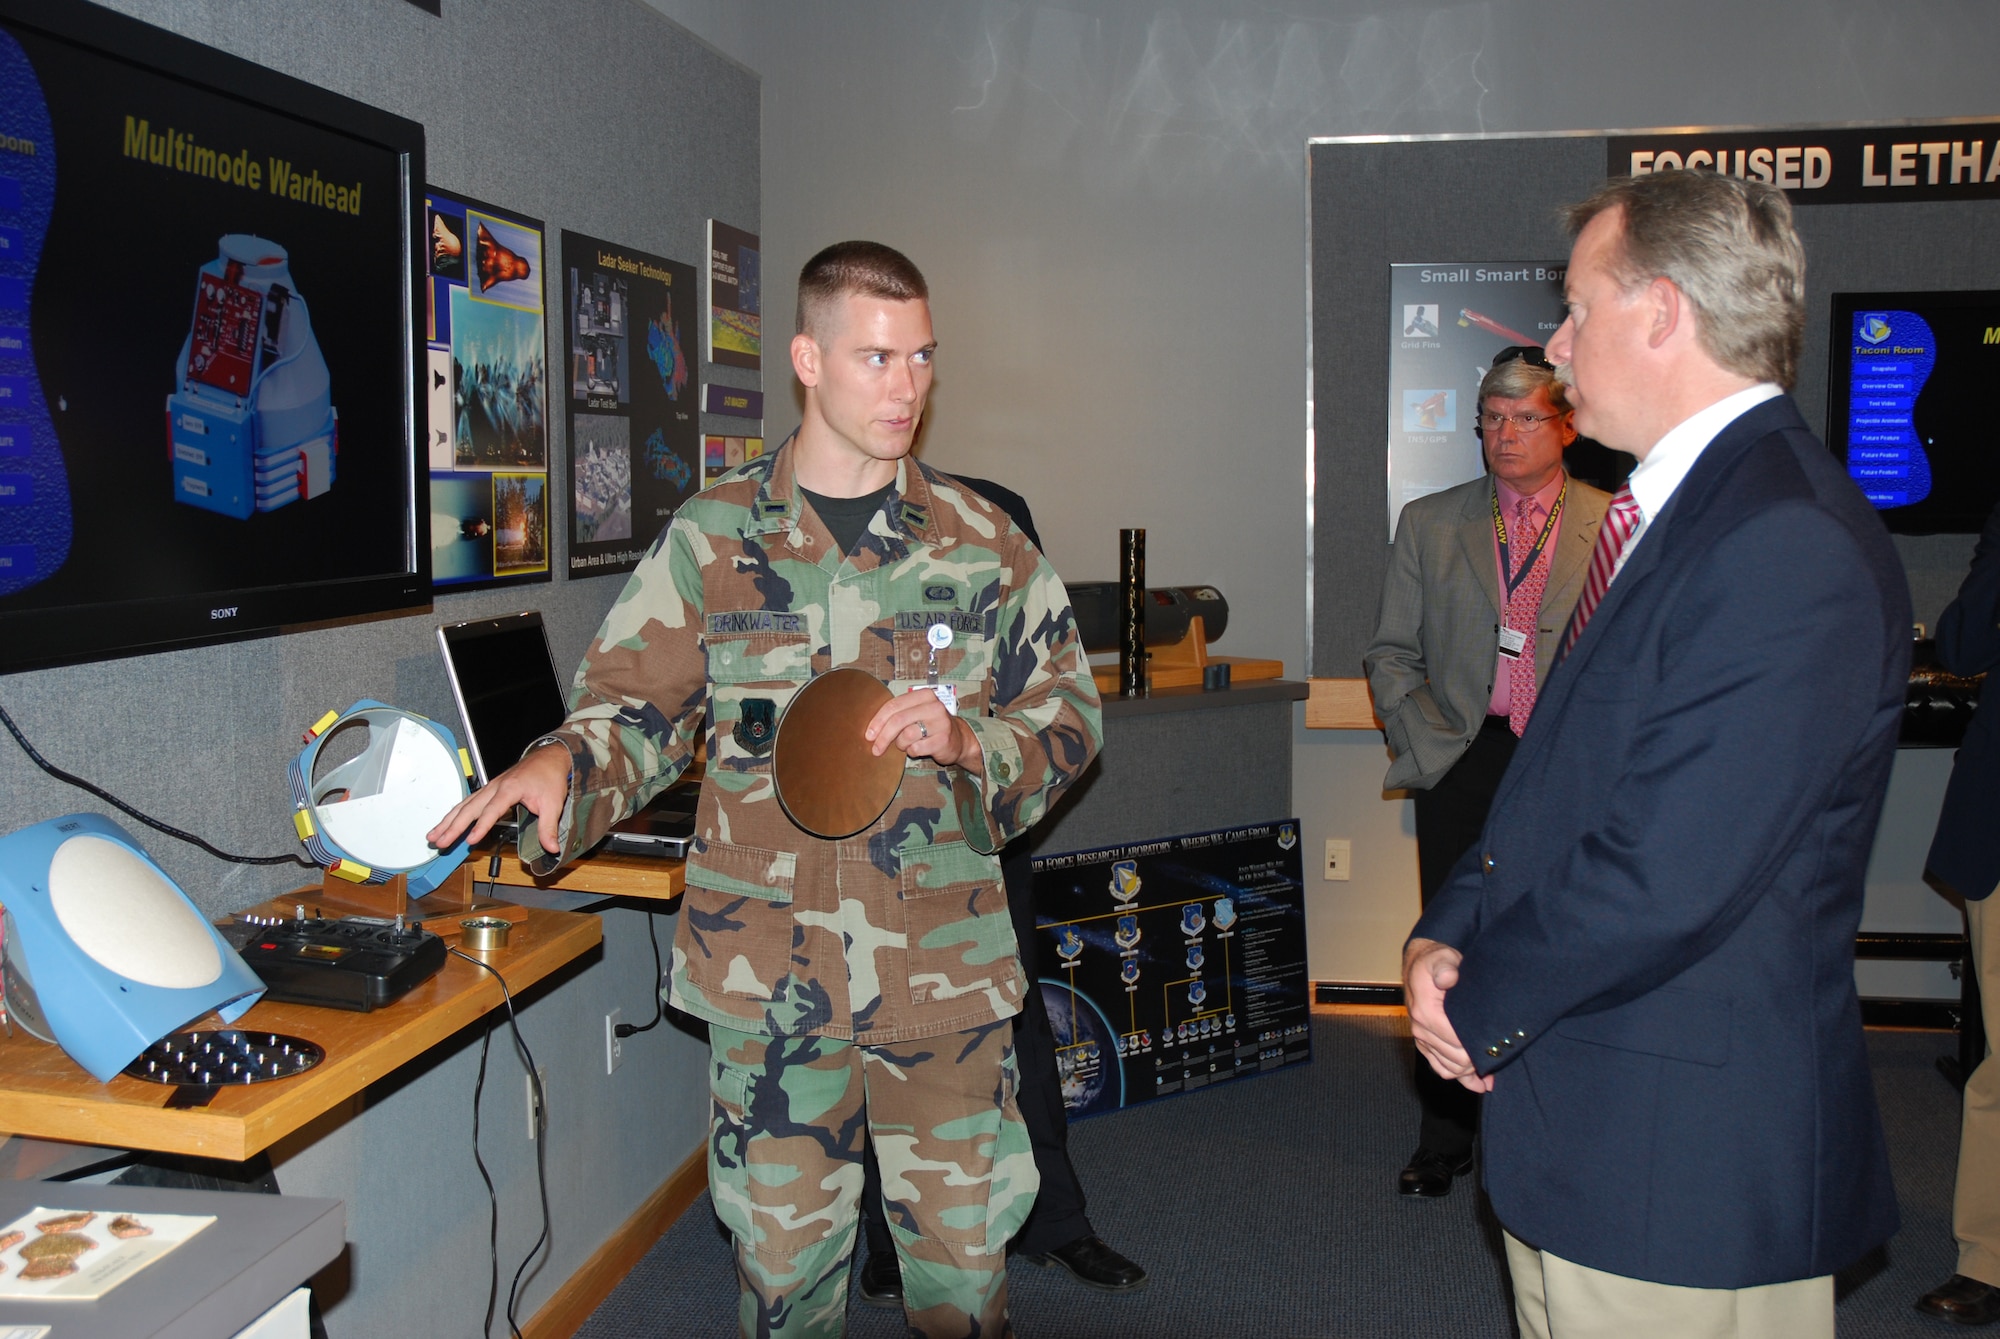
[705,219,760,371]
[1032,821,1312,1119]
[561,231,699,578]
[424,189,548,589]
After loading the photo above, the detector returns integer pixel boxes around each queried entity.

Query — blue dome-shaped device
[0,813,266,1083]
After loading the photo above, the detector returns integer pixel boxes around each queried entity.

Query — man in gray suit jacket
[1365,348,1611,1196]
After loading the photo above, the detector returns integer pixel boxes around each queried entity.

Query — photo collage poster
[561,231,700,579]
[1031,822,1312,1119]
[703,434,765,488]
[425,189,550,589]
[1384,262,1569,538]
[704,220,761,371]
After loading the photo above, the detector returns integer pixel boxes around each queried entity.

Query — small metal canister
[460,917,512,951]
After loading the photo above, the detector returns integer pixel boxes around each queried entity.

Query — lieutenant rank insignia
[734,698,776,755]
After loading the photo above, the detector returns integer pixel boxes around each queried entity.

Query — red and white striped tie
[1560,485,1641,657]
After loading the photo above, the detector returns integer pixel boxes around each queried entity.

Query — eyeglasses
[1490,344,1553,370]
[1479,410,1558,433]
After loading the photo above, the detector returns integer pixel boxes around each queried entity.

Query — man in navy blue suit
[1404,169,1907,1336]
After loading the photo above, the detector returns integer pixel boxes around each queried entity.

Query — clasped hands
[1403,937,1496,1094]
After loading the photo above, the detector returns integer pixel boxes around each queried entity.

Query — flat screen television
[0,0,426,672]
[1826,289,2000,535]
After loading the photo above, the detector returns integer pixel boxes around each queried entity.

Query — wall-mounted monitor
[0,0,426,672]
[1827,290,2000,536]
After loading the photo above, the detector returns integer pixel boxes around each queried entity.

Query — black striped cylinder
[1118,528,1146,698]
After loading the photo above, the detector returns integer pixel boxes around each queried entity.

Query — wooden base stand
[1089,617,1286,694]
[312,859,477,919]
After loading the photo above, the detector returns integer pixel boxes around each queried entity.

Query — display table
[0,898,601,1162]
[0,1181,342,1339]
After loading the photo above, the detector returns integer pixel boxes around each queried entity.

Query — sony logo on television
[210,606,239,620]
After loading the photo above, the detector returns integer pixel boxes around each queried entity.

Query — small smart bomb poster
[1385,262,1569,538]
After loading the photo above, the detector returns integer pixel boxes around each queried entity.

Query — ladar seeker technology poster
[561,231,698,578]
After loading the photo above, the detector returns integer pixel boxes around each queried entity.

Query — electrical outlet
[526,1066,547,1140]
[1324,838,1352,881]
[606,1009,624,1075]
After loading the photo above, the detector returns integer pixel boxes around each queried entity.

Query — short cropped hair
[795,241,929,339]
[1564,171,1806,389]
[1480,355,1571,413]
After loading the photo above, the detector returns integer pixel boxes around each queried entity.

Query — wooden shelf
[489,847,687,903]
[0,896,602,1162]
[1304,677,1382,730]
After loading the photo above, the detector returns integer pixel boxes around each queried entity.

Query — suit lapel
[1497,396,1801,800]
[1543,479,1599,610]
[1456,482,1502,620]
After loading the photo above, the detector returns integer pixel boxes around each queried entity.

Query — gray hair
[1480,355,1571,413]
[1564,170,1806,389]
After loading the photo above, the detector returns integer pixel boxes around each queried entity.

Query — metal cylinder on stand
[1118,527,1146,698]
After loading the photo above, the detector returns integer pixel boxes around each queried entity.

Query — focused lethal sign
[1610,122,2000,204]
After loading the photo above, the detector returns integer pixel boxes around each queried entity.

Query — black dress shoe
[856,1250,903,1308]
[1397,1146,1475,1197]
[1916,1274,2000,1325]
[1028,1234,1148,1292]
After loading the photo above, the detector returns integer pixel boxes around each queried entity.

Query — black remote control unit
[225,911,446,1012]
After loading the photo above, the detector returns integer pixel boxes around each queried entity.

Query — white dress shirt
[1612,383,1784,583]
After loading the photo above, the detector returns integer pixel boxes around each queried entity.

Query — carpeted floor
[575,1012,1968,1337]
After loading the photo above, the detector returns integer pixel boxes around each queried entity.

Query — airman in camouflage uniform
[434,241,1099,1338]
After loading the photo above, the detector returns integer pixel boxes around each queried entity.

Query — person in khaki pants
[1917,494,2000,1328]
[1405,169,1906,1339]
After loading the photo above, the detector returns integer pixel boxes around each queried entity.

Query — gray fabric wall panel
[1309,136,1604,677]
[1312,136,2000,673]
[1034,702,1296,857]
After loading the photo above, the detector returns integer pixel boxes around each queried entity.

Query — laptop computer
[437,611,697,858]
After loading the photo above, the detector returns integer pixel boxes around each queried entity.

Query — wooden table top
[0,895,601,1162]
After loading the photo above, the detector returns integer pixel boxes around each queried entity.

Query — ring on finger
[918,721,929,739]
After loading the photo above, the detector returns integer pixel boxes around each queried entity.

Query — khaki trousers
[1958,893,2000,1286]
[1503,1232,1833,1339]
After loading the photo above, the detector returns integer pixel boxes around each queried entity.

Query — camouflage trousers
[707,1019,1039,1339]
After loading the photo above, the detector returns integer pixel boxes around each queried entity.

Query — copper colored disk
[772,668,905,839]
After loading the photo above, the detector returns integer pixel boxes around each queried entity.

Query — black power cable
[614,912,665,1038]
[450,946,552,1339]
[0,698,312,867]
[467,995,502,1338]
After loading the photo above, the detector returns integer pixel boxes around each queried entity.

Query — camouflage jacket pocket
[889,628,990,717]
[708,631,811,771]
[708,630,814,684]
[896,838,1000,898]
[687,839,798,903]
[897,840,1017,1007]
